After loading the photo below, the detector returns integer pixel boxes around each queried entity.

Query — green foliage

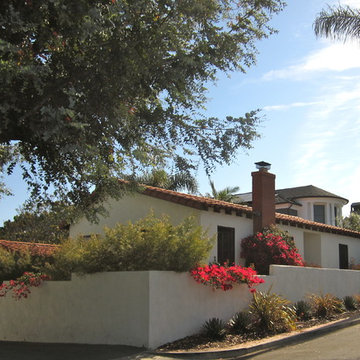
[294,300,313,321]
[338,213,360,232]
[0,0,285,211]
[127,168,198,194]
[343,296,358,311]
[205,180,240,202]
[228,311,252,335]
[47,213,214,279]
[0,247,51,281]
[249,290,296,334]
[0,201,73,244]
[309,293,345,318]
[202,318,227,340]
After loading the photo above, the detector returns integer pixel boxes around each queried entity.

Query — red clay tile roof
[141,185,360,239]
[0,240,59,256]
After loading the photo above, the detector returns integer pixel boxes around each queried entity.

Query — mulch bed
[156,309,360,353]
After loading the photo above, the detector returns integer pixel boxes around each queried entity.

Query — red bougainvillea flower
[190,264,264,293]
[0,272,49,300]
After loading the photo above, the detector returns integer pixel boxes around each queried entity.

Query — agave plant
[202,317,227,340]
[343,296,358,311]
[228,311,252,334]
[294,300,313,321]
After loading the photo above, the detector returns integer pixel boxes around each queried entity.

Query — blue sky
[196,0,360,216]
[1,0,360,225]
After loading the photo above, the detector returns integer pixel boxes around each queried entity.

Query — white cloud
[263,101,322,112]
[286,78,360,207]
[263,43,360,81]
[339,0,360,7]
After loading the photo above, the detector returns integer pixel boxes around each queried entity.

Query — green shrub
[202,318,226,340]
[294,300,313,321]
[228,311,252,334]
[309,293,345,318]
[48,213,214,279]
[0,247,46,281]
[249,290,296,334]
[343,296,358,311]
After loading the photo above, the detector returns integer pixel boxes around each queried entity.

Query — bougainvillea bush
[190,264,264,292]
[0,272,49,300]
[241,225,304,275]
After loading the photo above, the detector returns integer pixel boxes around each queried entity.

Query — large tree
[314,5,360,42]
[0,201,73,244]
[0,0,285,215]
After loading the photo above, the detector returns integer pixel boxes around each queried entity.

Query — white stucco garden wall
[1,268,360,349]
[0,272,151,347]
[262,265,360,302]
[0,271,252,349]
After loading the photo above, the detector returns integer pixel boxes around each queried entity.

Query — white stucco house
[70,164,360,270]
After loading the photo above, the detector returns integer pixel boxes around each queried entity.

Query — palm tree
[314,5,360,42]
[130,169,198,194]
[205,180,240,203]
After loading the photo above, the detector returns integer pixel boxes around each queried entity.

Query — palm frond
[314,5,360,42]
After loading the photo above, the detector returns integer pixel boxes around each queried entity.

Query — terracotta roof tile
[140,185,360,239]
[0,240,58,256]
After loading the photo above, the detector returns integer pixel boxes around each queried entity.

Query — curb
[151,315,360,359]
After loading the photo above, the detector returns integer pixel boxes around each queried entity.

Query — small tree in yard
[241,225,304,275]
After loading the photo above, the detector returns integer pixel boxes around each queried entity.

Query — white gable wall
[70,193,201,238]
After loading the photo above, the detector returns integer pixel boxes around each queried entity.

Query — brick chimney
[252,161,276,234]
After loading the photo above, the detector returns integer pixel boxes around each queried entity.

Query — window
[334,206,341,226]
[217,226,235,265]
[339,244,349,269]
[313,204,325,224]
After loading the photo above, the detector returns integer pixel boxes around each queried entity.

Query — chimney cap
[255,161,271,171]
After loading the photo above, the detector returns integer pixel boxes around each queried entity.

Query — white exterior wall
[199,209,253,265]
[319,232,360,268]
[70,193,201,237]
[1,268,360,348]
